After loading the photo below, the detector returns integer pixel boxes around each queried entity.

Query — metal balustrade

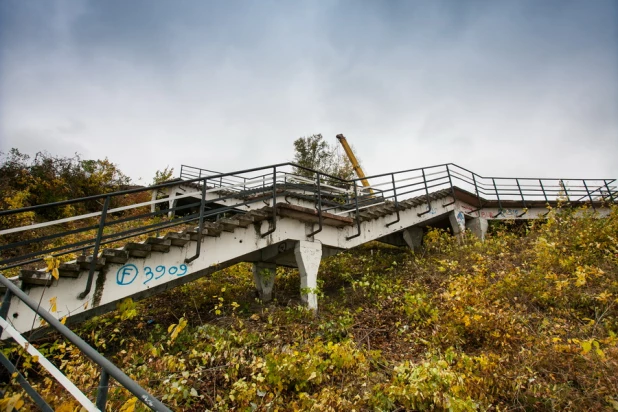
[1,162,616,273]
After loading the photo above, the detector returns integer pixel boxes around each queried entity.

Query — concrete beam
[402,227,423,251]
[466,217,488,241]
[294,240,322,311]
[252,262,276,302]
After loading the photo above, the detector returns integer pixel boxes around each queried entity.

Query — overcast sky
[1,0,617,183]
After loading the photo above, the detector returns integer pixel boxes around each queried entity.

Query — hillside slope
[2,205,618,411]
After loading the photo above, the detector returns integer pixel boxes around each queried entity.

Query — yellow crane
[335,134,373,195]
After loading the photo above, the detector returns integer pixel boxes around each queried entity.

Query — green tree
[0,150,131,221]
[292,134,354,182]
[153,166,174,185]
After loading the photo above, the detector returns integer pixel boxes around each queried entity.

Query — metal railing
[1,162,616,274]
[0,275,171,411]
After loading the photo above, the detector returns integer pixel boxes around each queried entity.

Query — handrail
[2,161,615,218]
[1,161,615,272]
[0,276,172,411]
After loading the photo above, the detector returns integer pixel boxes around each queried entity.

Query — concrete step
[164,232,191,247]
[58,263,81,278]
[125,242,152,258]
[202,222,223,236]
[76,256,106,270]
[235,214,254,227]
[19,270,53,286]
[186,227,216,241]
[102,249,130,264]
[219,218,241,232]
[247,209,270,221]
[146,237,172,253]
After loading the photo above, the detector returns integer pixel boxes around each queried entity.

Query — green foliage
[0,148,130,222]
[116,298,138,321]
[292,134,354,181]
[153,166,174,185]
[372,351,477,411]
[0,149,184,278]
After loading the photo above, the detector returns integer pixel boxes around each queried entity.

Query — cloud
[1,0,616,183]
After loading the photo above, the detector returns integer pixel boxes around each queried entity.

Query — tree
[0,150,131,221]
[292,134,354,183]
[153,166,174,185]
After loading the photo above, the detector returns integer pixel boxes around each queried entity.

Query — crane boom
[335,134,373,194]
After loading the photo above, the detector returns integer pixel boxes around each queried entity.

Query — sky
[1,0,617,184]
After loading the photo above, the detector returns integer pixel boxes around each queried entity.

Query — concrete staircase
[1,163,616,338]
[4,193,455,337]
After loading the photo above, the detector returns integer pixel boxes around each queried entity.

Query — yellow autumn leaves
[44,255,60,280]
[168,317,188,343]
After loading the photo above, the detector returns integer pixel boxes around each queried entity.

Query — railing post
[539,179,552,216]
[582,180,596,210]
[261,167,278,237]
[308,172,323,237]
[472,174,482,212]
[417,169,433,217]
[560,180,571,204]
[516,179,527,217]
[492,179,504,218]
[443,165,456,207]
[346,183,362,240]
[604,180,615,203]
[539,179,549,203]
[96,369,110,410]
[386,173,400,227]
[79,195,110,299]
[185,179,208,263]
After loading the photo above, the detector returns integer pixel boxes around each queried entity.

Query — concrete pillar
[448,210,466,242]
[294,240,322,311]
[402,226,423,251]
[168,189,178,219]
[466,217,488,241]
[253,262,276,302]
[151,190,158,213]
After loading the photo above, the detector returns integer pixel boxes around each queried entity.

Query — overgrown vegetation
[0,150,181,277]
[2,205,617,411]
[0,149,131,221]
[292,134,354,181]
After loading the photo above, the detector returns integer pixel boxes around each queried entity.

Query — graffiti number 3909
[116,264,188,286]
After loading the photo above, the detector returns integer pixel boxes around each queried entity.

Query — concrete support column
[253,262,277,302]
[168,189,178,219]
[466,217,488,241]
[294,240,322,311]
[448,210,466,242]
[402,227,423,251]
[150,190,158,213]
